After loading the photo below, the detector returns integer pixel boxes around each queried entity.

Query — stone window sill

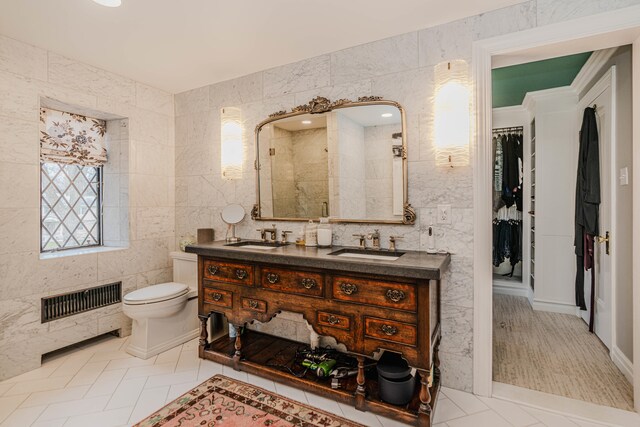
[39,245,128,260]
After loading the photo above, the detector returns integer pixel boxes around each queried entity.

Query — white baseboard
[611,346,634,384]
[532,298,578,315]
[493,280,529,298]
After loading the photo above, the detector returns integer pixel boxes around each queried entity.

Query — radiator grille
[41,282,122,323]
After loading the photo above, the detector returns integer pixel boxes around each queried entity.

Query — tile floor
[0,335,629,427]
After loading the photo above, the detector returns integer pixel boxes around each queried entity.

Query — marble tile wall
[265,127,296,218]
[0,34,175,380]
[174,0,640,391]
[331,113,366,219]
[364,124,401,219]
[291,128,328,218]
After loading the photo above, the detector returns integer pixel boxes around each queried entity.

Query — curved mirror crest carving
[254,97,414,224]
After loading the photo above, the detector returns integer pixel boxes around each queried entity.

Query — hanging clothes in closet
[492,128,524,276]
[574,107,600,332]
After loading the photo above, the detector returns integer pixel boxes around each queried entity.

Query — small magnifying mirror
[221,204,245,243]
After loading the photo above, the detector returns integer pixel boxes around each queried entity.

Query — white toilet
[122,251,199,359]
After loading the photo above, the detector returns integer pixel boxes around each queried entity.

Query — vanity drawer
[317,311,350,331]
[203,259,254,285]
[202,287,232,308]
[241,297,267,313]
[364,317,417,346]
[260,267,324,297]
[331,276,416,311]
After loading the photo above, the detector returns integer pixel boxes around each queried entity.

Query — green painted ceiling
[492,52,592,108]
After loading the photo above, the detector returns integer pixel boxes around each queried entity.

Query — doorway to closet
[490,47,634,411]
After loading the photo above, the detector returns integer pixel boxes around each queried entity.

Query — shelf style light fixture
[434,60,471,167]
[221,107,243,180]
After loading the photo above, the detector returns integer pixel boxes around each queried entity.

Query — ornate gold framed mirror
[252,96,415,225]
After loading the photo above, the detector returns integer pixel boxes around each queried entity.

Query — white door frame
[472,6,640,411]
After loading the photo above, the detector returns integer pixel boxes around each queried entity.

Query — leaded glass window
[41,163,102,252]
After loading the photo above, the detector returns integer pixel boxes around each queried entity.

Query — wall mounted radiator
[41,282,122,323]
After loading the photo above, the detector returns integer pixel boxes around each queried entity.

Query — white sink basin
[238,245,278,250]
[335,252,400,261]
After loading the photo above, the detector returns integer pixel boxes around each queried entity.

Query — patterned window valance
[40,108,107,166]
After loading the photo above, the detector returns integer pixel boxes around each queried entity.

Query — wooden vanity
[187,242,449,426]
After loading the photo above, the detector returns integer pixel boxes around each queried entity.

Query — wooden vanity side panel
[418,279,433,368]
[429,279,438,339]
[331,276,417,311]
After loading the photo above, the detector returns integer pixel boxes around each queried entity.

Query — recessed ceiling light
[301,120,312,125]
[92,0,122,7]
[381,113,393,118]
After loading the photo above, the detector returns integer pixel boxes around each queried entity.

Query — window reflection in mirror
[257,104,404,222]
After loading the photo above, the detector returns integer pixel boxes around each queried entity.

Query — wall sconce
[221,107,243,179]
[434,60,470,167]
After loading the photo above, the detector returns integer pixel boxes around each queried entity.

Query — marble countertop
[185,240,450,280]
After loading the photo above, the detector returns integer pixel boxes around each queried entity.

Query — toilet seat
[124,282,189,305]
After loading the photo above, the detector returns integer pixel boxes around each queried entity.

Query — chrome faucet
[352,233,366,249]
[257,224,278,242]
[367,229,381,250]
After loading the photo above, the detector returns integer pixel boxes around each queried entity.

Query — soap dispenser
[305,220,318,247]
[317,217,332,247]
[426,225,437,254]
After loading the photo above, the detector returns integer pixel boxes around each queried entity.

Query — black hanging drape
[574,107,600,332]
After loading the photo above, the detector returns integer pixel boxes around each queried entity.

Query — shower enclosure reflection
[257,103,405,222]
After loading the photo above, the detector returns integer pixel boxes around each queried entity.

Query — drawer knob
[340,283,358,295]
[211,292,222,302]
[381,324,398,336]
[301,278,316,289]
[266,273,279,284]
[328,315,340,325]
[386,289,406,303]
[248,299,259,309]
[207,265,219,276]
[236,269,248,280]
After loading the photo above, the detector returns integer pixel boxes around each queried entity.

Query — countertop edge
[185,244,450,281]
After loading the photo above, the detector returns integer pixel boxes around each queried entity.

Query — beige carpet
[493,294,634,410]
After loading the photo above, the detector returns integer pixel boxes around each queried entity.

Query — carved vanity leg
[355,355,366,410]
[198,314,209,355]
[418,369,432,426]
[233,324,242,370]
[434,339,441,383]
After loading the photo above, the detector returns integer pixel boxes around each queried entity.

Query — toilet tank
[170,251,198,290]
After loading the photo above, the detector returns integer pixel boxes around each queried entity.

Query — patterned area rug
[132,374,365,427]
